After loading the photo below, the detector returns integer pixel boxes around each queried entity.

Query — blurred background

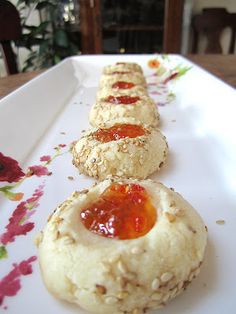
[0,0,236,77]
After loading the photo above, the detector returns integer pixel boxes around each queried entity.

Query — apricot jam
[80,183,157,239]
[112,81,135,89]
[93,124,146,143]
[106,95,140,105]
[111,71,130,74]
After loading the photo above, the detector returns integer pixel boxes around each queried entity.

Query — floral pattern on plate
[0,143,69,309]
[0,256,37,308]
[0,144,68,202]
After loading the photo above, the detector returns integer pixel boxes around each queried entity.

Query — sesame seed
[151,292,162,300]
[170,287,178,298]
[80,189,89,194]
[117,276,127,288]
[116,171,124,177]
[47,213,53,222]
[161,272,173,283]
[105,296,118,305]
[131,247,142,255]
[216,219,225,225]
[101,262,109,273]
[175,209,185,217]
[165,212,176,223]
[162,294,170,302]
[117,291,129,299]
[34,232,43,247]
[178,281,183,290]
[63,236,75,245]
[151,278,160,290]
[108,255,119,263]
[139,159,144,165]
[117,260,127,274]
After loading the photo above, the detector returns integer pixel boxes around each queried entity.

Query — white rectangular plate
[0,55,236,314]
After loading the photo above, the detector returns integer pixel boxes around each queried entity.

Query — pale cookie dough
[96,84,148,100]
[99,72,146,88]
[89,95,160,127]
[103,62,143,75]
[36,178,207,314]
[72,118,168,180]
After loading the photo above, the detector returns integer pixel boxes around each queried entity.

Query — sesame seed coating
[37,178,207,314]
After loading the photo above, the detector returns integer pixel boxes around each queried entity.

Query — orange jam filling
[111,71,131,74]
[80,183,157,239]
[106,95,140,105]
[93,124,146,143]
[112,81,135,89]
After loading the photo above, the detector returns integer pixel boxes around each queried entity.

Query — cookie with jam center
[36,178,207,314]
[72,118,167,180]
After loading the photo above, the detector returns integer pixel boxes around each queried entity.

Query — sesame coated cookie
[72,118,168,180]
[102,62,143,75]
[96,83,148,100]
[36,178,207,314]
[99,72,147,88]
[90,94,160,128]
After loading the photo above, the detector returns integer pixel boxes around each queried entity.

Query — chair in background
[0,0,21,75]
[191,8,236,54]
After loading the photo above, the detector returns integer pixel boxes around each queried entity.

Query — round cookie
[96,83,148,100]
[103,62,143,75]
[99,72,146,88]
[36,178,207,314]
[89,95,160,127]
[72,118,168,180]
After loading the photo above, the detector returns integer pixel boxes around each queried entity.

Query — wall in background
[193,0,236,13]
[0,53,6,78]
[181,0,193,54]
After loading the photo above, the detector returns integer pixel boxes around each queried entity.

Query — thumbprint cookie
[36,178,207,314]
[72,118,168,180]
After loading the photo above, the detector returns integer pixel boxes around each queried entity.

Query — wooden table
[187,54,236,88]
[0,70,45,98]
[0,55,235,98]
